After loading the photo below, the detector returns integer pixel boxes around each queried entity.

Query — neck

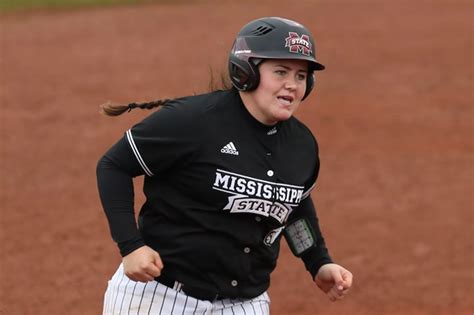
[239,91,276,126]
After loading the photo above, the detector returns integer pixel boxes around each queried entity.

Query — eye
[297,73,307,81]
[275,70,286,76]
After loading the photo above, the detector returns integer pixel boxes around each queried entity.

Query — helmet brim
[248,53,325,71]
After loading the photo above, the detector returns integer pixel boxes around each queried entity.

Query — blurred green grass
[0,0,156,12]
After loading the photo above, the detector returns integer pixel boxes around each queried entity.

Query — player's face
[242,59,309,125]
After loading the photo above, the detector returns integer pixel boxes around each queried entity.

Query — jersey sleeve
[124,99,203,176]
[300,132,320,200]
[284,196,333,279]
[300,154,319,200]
[97,98,204,256]
[96,154,146,256]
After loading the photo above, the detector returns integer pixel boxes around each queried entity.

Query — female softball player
[97,16,353,314]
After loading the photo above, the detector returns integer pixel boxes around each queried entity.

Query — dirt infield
[1,1,473,314]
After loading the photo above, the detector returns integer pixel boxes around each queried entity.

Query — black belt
[156,274,223,301]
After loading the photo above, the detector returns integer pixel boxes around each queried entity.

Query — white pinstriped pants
[103,264,270,315]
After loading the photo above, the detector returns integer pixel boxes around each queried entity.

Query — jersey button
[243,247,251,253]
[267,170,274,177]
[231,280,238,287]
[255,216,262,222]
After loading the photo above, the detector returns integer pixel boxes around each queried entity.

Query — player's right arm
[96,99,202,282]
[96,139,163,281]
[96,138,145,256]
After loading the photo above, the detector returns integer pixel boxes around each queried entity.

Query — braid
[138,99,171,110]
[100,99,171,116]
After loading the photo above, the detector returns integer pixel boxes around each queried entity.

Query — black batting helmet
[228,17,325,100]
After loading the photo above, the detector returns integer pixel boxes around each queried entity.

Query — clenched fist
[315,263,353,302]
[122,246,164,282]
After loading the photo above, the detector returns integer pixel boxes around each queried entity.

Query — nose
[284,77,297,90]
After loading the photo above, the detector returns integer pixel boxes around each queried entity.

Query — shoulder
[137,90,233,127]
[166,89,236,112]
[152,90,233,122]
[129,90,239,145]
[284,116,319,153]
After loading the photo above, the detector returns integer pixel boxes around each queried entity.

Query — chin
[273,112,293,122]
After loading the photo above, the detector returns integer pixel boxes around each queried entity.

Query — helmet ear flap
[302,72,314,100]
[228,54,260,91]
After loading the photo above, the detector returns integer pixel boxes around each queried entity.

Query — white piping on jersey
[301,181,316,200]
[126,129,154,177]
[172,281,183,292]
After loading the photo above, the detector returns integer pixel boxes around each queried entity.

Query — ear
[228,55,260,91]
[302,72,314,100]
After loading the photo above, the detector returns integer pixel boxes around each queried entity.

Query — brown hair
[100,99,171,116]
[100,67,232,117]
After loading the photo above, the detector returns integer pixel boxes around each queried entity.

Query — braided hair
[100,99,171,116]
[100,67,232,117]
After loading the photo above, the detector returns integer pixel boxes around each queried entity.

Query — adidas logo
[267,127,277,135]
[220,142,239,155]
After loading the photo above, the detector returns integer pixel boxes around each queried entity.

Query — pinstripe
[192,298,198,315]
[147,282,159,315]
[249,299,257,315]
[201,300,208,315]
[119,279,131,314]
[240,303,246,315]
[103,285,110,314]
[137,282,148,315]
[136,282,148,314]
[257,299,264,314]
[105,279,116,314]
[127,281,138,315]
[103,283,112,314]
[103,273,269,315]
[111,273,126,314]
[181,295,189,315]
[110,268,124,312]
[158,286,169,314]
[170,290,179,313]
[264,292,270,315]
[104,268,120,314]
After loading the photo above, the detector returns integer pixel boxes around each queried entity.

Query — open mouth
[277,95,294,105]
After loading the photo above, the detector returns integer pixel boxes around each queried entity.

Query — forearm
[285,197,333,278]
[96,155,145,256]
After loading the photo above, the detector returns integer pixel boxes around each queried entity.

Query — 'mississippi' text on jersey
[97,88,332,300]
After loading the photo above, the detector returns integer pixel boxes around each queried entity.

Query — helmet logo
[285,32,312,56]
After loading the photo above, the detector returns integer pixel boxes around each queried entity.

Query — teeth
[278,96,292,105]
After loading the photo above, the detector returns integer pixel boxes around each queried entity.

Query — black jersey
[98,88,332,299]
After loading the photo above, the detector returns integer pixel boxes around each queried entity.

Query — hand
[122,246,164,282]
[315,263,353,302]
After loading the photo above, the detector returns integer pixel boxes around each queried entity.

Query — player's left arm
[284,197,353,301]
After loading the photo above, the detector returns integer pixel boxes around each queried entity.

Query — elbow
[96,152,141,178]
[96,155,105,173]
[96,155,112,177]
